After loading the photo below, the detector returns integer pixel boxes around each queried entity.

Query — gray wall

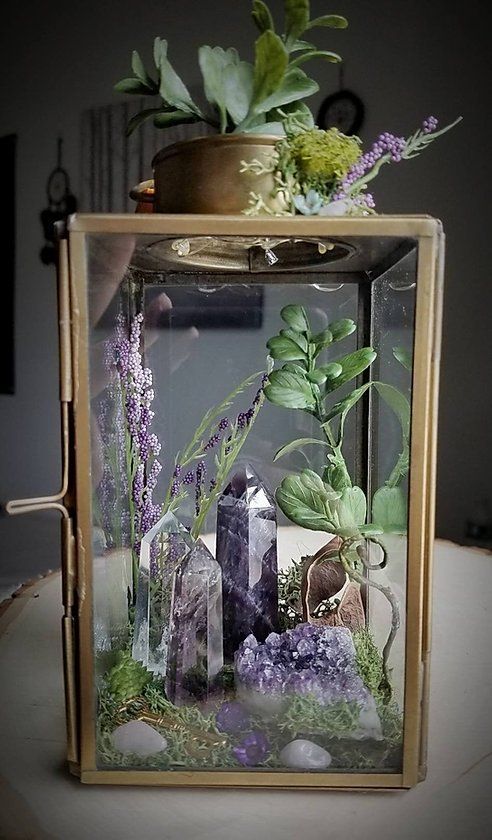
[0,0,490,587]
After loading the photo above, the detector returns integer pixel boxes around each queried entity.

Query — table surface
[0,539,491,840]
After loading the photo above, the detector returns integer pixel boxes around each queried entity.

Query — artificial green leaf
[336,486,367,533]
[359,524,384,537]
[323,463,351,492]
[345,486,367,523]
[285,0,310,46]
[373,383,410,440]
[311,328,333,353]
[289,39,316,52]
[324,348,376,392]
[276,474,335,532]
[114,77,155,95]
[266,335,307,361]
[329,318,356,342]
[290,49,342,67]
[252,0,275,32]
[318,361,342,379]
[224,60,254,125]
[131,50,156,88]
[280,328,308,352]
[299,468,326,494]
[273,437,329,462]
[240,120,284,134]
[153,110,201,128]
[280,304,309,333]
[159,53,201,114]
[283,361,307,374]
[307,369,327,385]
[253,66,318,114]
[393,345,412,372]
[153,37,168,68]
[273,100,315,130]
[372,486,407,533]
[251,30,288,108]
[264,369,315,409]
[199,46,238,131]
[324,382,372,423]
[126,108,168,136]
[307,14,348,29]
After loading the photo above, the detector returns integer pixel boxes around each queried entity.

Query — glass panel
[86,231,417,775]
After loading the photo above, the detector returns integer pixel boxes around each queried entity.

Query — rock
[216,463,278,661]
[165,527,223,705]
[111,721,167,757]
[280,739,332,770]
[353,695,384,741]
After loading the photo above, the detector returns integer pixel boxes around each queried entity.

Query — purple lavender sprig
[336,115,462,206]
[162,369,268,532]
[108,313,163,591]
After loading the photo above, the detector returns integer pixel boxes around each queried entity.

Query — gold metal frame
[59,213,443,788]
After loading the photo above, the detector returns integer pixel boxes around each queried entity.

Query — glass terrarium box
[58,213,443,788]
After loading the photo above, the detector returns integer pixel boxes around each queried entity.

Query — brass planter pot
[133,134,286,215]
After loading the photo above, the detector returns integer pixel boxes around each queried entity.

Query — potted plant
[115,0,348,213]
[116,0,460,215]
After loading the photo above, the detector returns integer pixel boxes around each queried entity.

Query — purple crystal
[165,536,223,705]
[215,701,252,734]
[216,464,278,661]
[235,624,369,708]
[232,730,270,767]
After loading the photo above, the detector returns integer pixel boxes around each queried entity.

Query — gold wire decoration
[116,696,229,754]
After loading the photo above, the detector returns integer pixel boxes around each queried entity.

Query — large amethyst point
[216,463,278,661]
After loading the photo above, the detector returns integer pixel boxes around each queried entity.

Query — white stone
[280,739,332,770]
[352,695,384,741]
[111,721,167,757]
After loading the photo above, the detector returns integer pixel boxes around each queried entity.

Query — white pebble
[111,721,167,757]
[280,739,332,770]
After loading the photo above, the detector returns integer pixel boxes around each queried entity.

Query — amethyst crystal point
[132,511,197,677]
[216,463,278,661]
[165,538,223,706]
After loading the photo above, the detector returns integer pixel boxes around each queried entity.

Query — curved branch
[339,535,400,699]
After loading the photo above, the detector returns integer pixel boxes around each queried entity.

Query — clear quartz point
[216,463,278,661]
[165,538,224,705]
[132,511,196,677]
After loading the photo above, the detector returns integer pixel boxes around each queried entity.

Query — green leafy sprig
[115,1,347,136]
[159,368,268,538]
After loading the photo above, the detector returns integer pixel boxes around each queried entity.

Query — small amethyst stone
[232,730,270,767]
[216,464,278,661]
[215,701,251,734]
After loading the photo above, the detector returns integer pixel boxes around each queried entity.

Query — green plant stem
[346,153,392,196]
[338,535,400,699]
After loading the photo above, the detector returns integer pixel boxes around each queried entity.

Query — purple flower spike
[233,731,270,767]
[422,116,438,134]
[215,701,252,734]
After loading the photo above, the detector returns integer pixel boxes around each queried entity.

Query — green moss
[106,651,152,701]
[280,694,360,739]
[277,128,362,199]
[353,628,385,700]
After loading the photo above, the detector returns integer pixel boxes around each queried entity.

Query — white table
[0,540,491,840]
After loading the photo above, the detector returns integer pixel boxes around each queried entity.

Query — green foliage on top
[115,1,347,136]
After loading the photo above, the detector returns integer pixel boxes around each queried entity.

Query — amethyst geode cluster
[235,624,382,739]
